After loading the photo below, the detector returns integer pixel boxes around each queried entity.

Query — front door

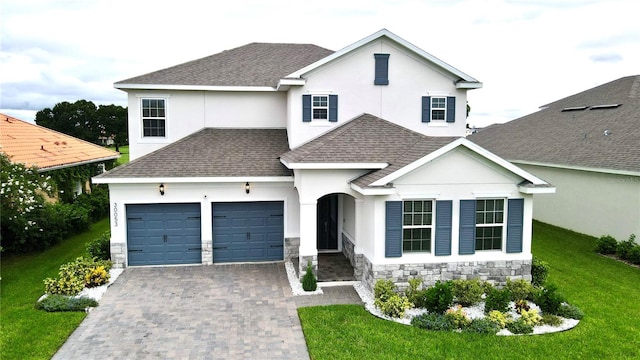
[317,194,338,251]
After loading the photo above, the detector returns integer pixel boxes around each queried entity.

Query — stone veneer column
[110,243,126,268]
[201,239,212,265]
[284,237,300,261]
[298,202,318,278]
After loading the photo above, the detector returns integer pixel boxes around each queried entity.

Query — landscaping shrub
[73,185,110,221]
[411,313,455,331]
[375,293,413,318]
[595,235,618,255]
[444,305,471,328]
[86,231,111,260]
[484,287,510,314]
[519,308,542,326]
[44,257,112,295]
[541,314,563,326]
[505,278,535,302]
[423,281,453,314]
[514,299,531,314]
[85,266,110,288]
[301,262,317,291]
[616,235,636,260]
[404,278,423,303]
[535,283,565,315]
[556,303,584,320]
[43,275,85,296]
[487,310,510,329]
[628,244,640,265]
[463,318,500,334]
[506,318,534,334]
[374,279,396,302]
[531,257,549,287]
[451,278,483,306]
[35,295,98,312]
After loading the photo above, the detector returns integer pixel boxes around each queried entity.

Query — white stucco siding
[107,181,299,266]
[286,39,468,149]
[126,90,286,160]
[342,194,356,240]
[518,164,640,242]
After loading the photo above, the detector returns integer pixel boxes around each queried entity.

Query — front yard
[299,221,640,359]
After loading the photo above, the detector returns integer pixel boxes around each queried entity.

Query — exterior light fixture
[159,183,165,196]
[245,182,250,194]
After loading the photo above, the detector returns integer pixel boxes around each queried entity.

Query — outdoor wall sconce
[159,183,165,196]
[245,182,250,194]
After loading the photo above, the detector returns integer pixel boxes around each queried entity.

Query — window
[402,200,433,252]
[374,53,390,85]
[475,199,504,251]
[141,98,166,137]
[431,97,446,121]
[312,95,329,120]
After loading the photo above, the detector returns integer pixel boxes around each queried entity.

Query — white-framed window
[141,98,166,137]
[475,199,504,251]
[431,97,447,121]
[402,200,433,252]
[312,95,329,120]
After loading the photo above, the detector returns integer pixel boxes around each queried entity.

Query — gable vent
[561,106,588,112]
[589,104,621,110]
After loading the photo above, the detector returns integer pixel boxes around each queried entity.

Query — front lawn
[299,221,640,359]
[0,218,110,360]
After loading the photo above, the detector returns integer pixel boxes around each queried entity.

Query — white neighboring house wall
[286,38,468,149]
[518,164,640,242]
[125,90,287,160]
[104,180,299,267]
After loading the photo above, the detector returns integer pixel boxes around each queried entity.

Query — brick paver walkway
[52,263,361,359]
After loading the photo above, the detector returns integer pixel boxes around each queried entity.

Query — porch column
[298,201,318,277]
[352,198,365,278]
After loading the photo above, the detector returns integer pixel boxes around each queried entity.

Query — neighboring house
[0,113,119,198]
[471,76,640,243]
[94,29,554,290]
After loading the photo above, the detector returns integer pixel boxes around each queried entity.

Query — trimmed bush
[43,276,85,296]
[535,283,566,315]
[44,257,112,295]
[375,294,413,318]
[463,318,500,334]
[411,313,455,331]
[484,287,510,314]
[556,303,584,320]
[445,305,471,328]
[505,278,535,302]
[507,318,534,334]
[487,310,510,329]
[519,308,542,326]
[35,295,98,312]
[404,278,423,304]
[595,235,618,255]
[617,235,636,260]
[301,263,317,291]
[628,244,640,265]
[451,278,484,306]
[86,231,111,260]
[85,266,110,288]
[423,281,453,314]
[374,279,396,302]
[531,257,549,287]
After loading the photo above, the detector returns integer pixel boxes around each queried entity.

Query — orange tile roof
[0,113,120,171]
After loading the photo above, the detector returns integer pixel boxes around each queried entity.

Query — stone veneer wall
[202,239,212,265]
[110,243,126,268]
[341,234,363,279]
[284,237,300,261]
[361,256,532,293]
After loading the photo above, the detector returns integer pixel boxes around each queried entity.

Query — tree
[35,100,127,146]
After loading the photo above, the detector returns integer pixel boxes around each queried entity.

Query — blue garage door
[212,202,284,263]
[127,203,201,266]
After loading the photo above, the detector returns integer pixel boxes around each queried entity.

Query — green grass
[109,145,129,165]
[0,218,110,360]
[299,221,640,359]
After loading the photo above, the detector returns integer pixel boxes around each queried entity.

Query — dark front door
[317,194,338,250]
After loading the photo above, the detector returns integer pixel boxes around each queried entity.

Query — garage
[126,203,202,266]
[212,202,284,263]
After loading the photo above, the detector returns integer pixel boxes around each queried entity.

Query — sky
[1,0,639,128]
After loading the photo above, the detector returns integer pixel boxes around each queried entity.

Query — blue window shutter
[506,199,524,253]
[374,53,390,85]
[302,95,311,122]
[446,96,456,123]
[435,200,452,256]
[385,201,402,258]
[459,200,476,255]
[422,96,431,123]
[329,94,338,122]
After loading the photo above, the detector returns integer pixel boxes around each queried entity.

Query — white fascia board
[456,81,484,89]
[277,78,306,89]
[350,183,396,196]
[92,176,294,184]
[280,159,388,170]
[518,185,557,194]
[370,138,550,187]
[511,160,640,177]
[114,83,277,92]
[38,155,121,173]
[286,29,480,84]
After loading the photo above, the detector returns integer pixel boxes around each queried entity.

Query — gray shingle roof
[116,43,334,88]
[96,128,292,178]
[470,75,640,174]
[281,114,458,187]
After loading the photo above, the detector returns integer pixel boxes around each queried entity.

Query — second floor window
[312,95,329,120]
[431,97,446,121]
[142,99,166,137]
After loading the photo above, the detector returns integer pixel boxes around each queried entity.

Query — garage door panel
[212,202,284,263]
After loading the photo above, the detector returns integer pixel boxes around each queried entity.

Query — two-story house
[94,29,554,291]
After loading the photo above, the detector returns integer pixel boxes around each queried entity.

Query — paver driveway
[52,263,311,359]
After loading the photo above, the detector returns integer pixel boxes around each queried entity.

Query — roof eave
[37,155,120,173]
[280,158,388,170]
[114,83,277,92]
[350,182,396,195]
[92,176,294,184]
[456,81,483,89]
